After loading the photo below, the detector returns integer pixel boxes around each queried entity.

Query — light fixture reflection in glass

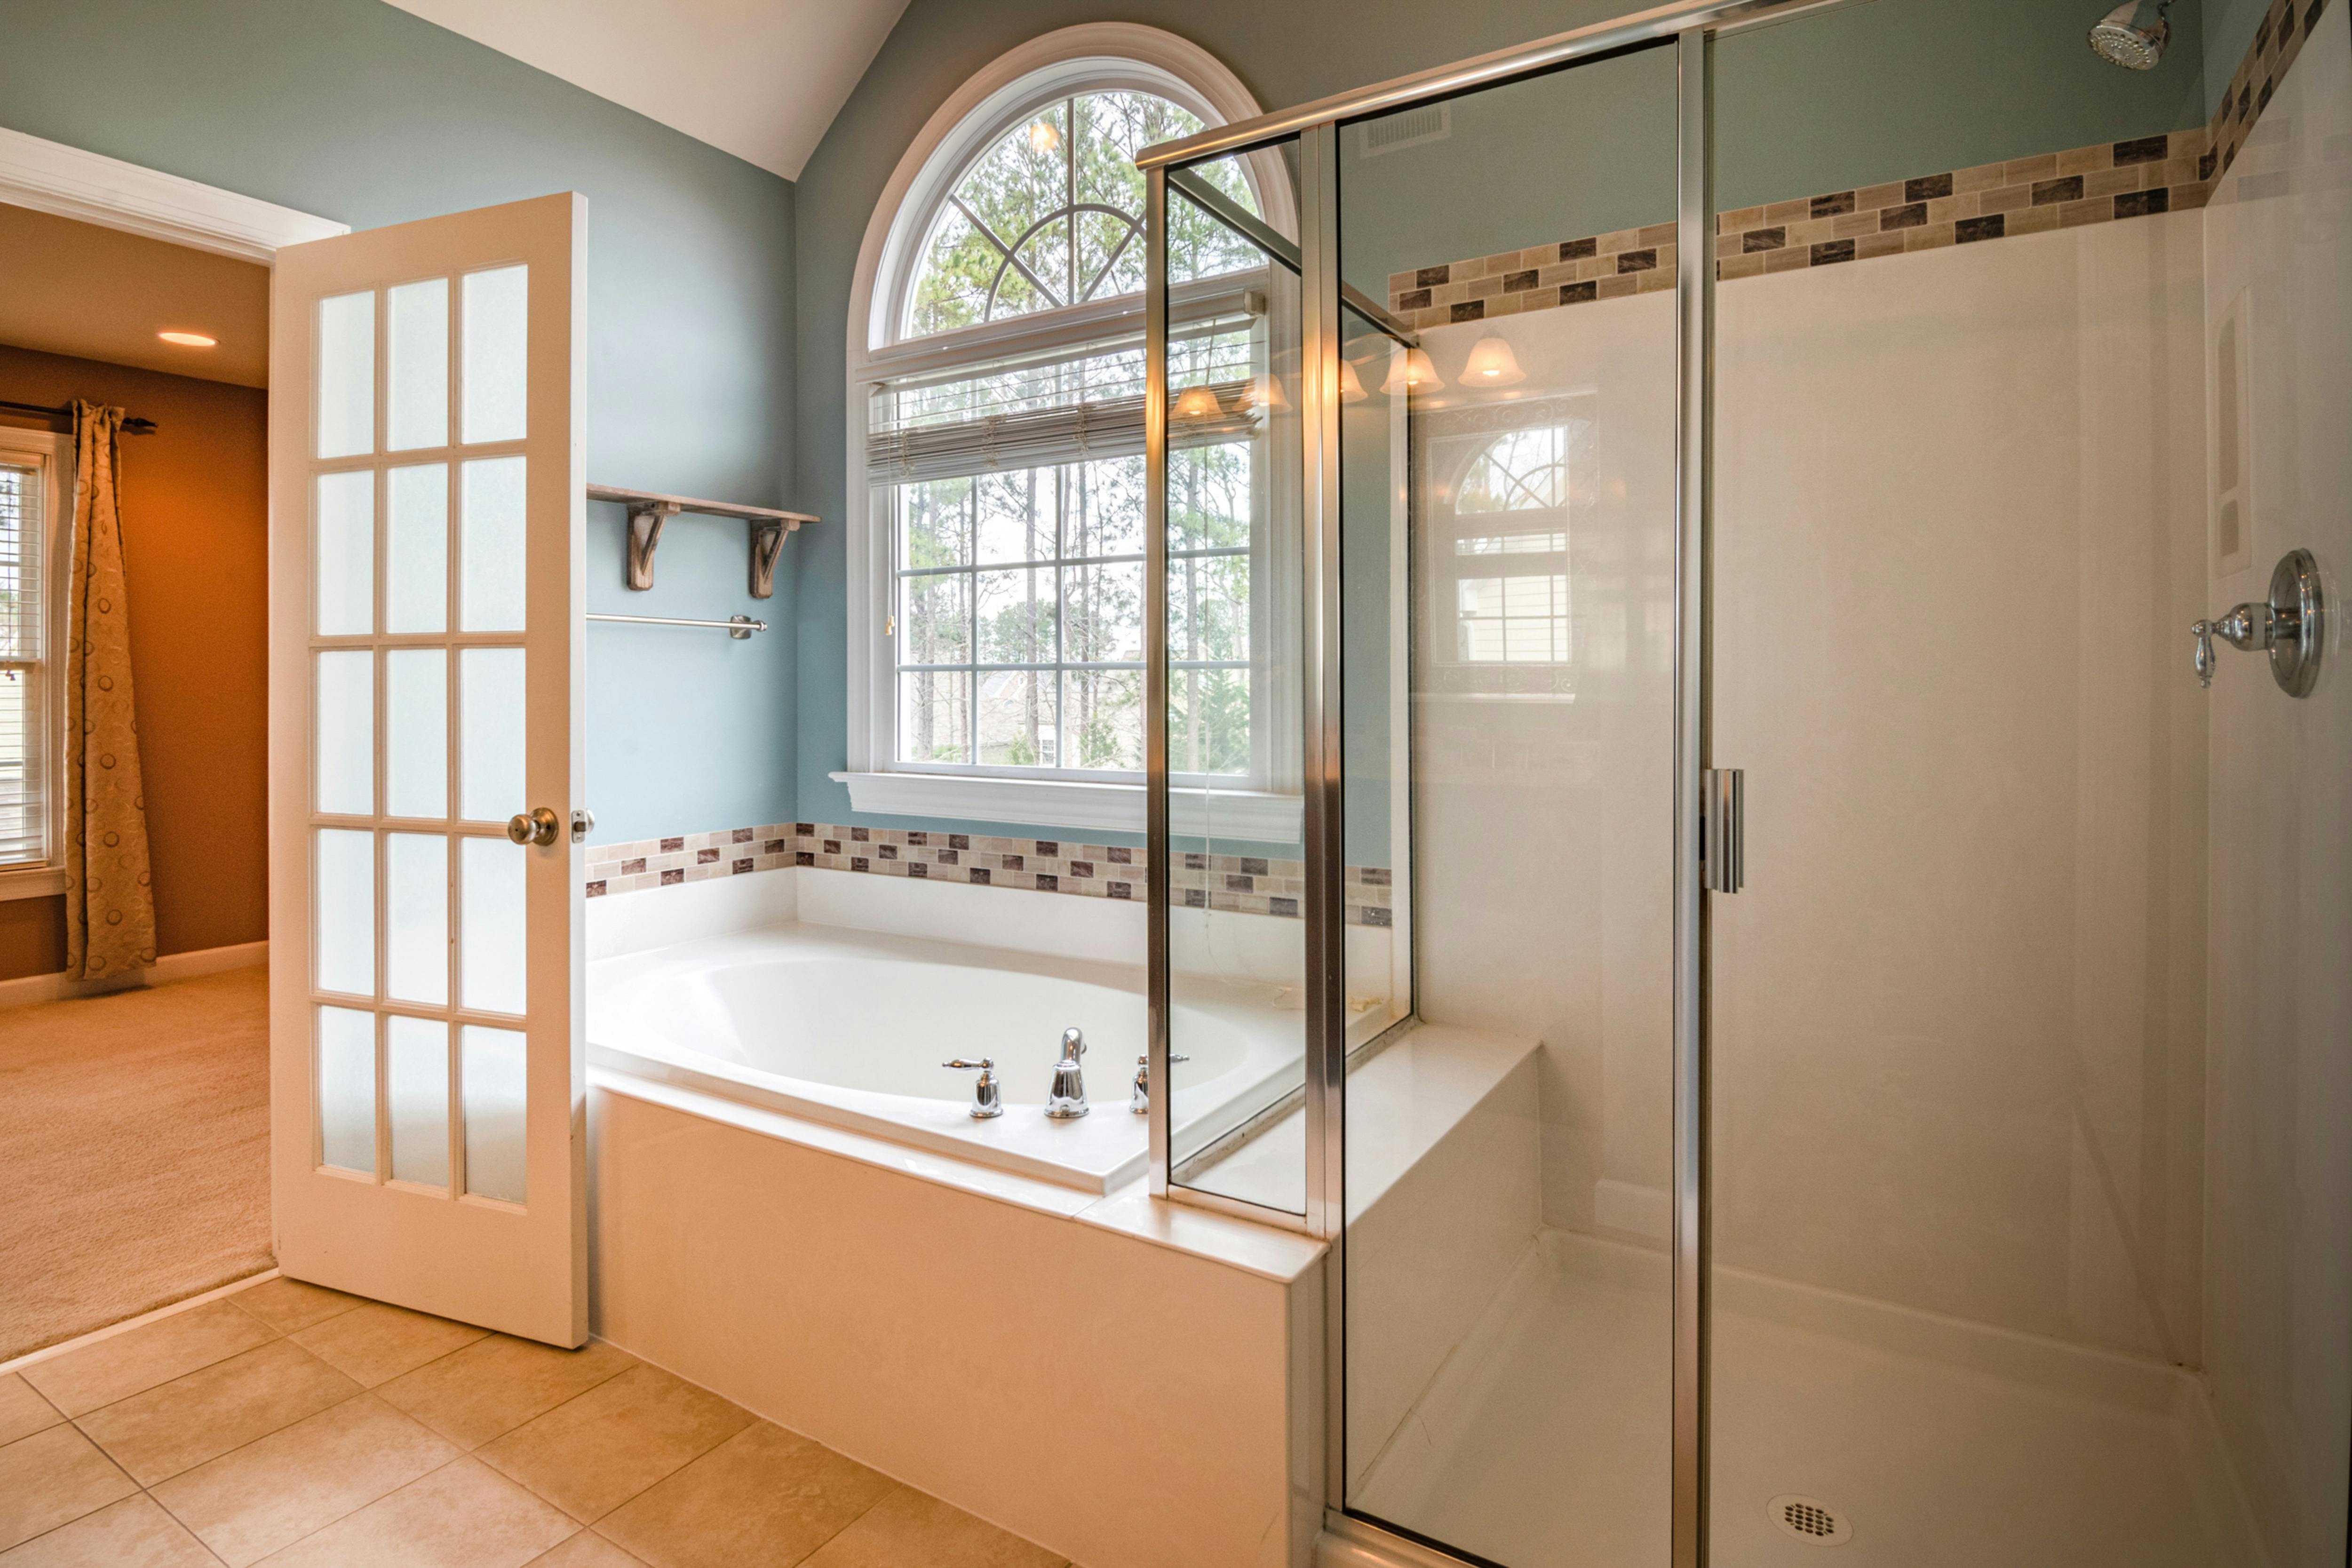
[1172,384,1223,421]
[1028,119,1061,156]
[1379,346,1444,397]
[1461,333,1526,387]
[1242,373,1289,413]
[158,330,218,348]
[1336,358,1368,403]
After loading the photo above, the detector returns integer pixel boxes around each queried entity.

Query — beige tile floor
[0,1276,1065,1568]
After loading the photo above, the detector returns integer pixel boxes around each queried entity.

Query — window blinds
[866,308,1267,488]
[0,463,45,865]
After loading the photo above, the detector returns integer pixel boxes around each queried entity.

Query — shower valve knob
[2192,549,2327,696]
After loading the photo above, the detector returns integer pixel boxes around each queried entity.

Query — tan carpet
[0,967,272,1361]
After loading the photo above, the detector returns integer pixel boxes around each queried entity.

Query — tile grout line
[16,1284,509,1565]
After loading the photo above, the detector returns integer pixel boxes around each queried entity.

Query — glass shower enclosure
[1143,0,2352,1565]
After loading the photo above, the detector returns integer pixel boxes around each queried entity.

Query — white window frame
[839,23,1301,837]
[0,425,76,899]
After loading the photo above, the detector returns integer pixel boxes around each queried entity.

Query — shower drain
[1767,1495,1853,1547]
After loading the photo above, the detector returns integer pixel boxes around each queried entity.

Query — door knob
[507,807,561,847]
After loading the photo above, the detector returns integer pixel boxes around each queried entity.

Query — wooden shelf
[587,484,817,600]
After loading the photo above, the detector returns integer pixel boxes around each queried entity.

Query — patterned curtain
[65,402,157,980]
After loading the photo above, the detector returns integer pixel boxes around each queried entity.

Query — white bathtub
[588,921,1306,1191]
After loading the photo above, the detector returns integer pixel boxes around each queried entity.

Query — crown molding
[0,127,346,263]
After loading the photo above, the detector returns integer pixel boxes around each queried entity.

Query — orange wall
[0,345,267,977]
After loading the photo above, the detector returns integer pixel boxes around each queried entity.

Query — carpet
[0,967,272,1361]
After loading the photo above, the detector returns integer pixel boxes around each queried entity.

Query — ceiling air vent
[1361,103,1450,157]
[1768,1495,1853,1547]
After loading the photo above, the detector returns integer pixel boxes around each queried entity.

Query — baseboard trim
[0,939,267,1011]
[0,1266,281,1378]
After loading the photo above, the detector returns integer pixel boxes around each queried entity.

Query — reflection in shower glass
[1160,142,1310,1216]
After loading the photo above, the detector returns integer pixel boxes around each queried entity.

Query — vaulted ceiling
[381,0,912,180]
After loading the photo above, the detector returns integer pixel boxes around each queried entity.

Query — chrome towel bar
[586,612,766,639]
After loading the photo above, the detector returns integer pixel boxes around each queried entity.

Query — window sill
[0,865,67,902]
[831,771,1302,843]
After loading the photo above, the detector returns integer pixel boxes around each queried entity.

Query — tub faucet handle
[943,1058,1003,1120]
[1129,1051,1191,1115]
[1046,1028,1089,1119]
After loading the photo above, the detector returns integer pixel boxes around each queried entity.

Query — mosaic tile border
[585,823,1396,927]
[2211,0,2329,179]
[1384,129,2214,323]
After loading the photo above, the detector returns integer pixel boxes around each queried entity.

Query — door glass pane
[386,278,449,451]
[386,463,448,633]
[1159,141,1308,1217]
[461,1025,527,1204]
[460,834,525,1015]
[460,456,527,632]
[316,1005,375,1175]
[386,649,448,819]
[387,1015,449,1188]
[1335,46,1678,1567]
[315,828,375,996]
[317,291,374,460]
[314,651,373,816]
[458,647,524,822]
[385,831,448,1005]
[315,470,373,635]
[461,265,528,445]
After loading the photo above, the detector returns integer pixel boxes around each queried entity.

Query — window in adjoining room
[0,427,70,890]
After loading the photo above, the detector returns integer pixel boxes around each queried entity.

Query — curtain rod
[0,399,158,435]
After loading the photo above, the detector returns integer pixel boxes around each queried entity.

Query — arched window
[905,90,1235,336]
[843,29,1280,819]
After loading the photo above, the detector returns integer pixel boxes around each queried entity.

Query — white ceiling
[383,0,911,180]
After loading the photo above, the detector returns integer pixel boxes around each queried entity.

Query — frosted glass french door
[268,194,587,1347]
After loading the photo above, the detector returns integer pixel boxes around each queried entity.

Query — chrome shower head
[2089,0,2171,69]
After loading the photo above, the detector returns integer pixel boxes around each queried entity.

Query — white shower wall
[1412,200,2222,1362]
[2198,8,2352,1562]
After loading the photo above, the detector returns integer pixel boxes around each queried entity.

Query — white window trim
[842,24,1286,831]
[0,426,75,901]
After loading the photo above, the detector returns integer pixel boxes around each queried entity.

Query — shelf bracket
[624,501,679,591]
[749,519,792,599]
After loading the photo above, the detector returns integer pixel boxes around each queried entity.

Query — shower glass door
[1708,2,2351,1562]
[1333,41,1682,1568]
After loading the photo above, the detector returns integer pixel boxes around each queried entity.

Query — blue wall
[0,0,799,846]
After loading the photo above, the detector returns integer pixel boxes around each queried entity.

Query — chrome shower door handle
[1702,768,1743,895]
[506,807,561,847]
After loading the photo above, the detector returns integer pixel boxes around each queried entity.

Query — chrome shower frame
[1137,2,1869,1562]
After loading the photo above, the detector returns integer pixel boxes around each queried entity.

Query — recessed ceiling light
[157,331,216,348]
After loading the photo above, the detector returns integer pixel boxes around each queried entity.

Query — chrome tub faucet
[944,1057,1002,1119]
[1129,1051,1189,1115]
[1046,1028,1089,1118]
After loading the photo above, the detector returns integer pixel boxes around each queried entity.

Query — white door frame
[0,126,347,262]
